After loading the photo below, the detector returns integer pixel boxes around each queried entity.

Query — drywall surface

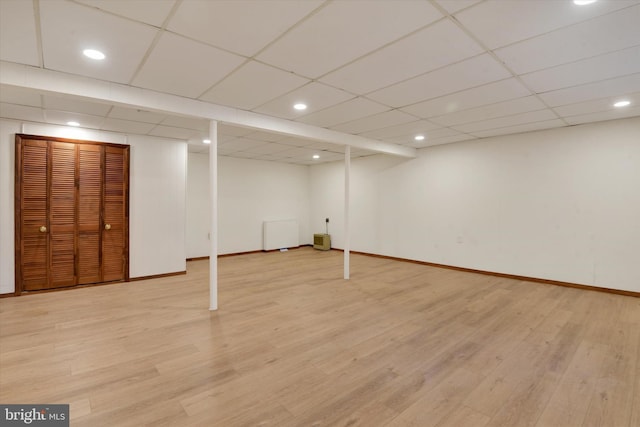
[187,153,310,257]
[0,120,187,293]
[310,117,640,292]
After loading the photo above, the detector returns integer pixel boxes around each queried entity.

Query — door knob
[104,224,111,230]
[39,226,47,233]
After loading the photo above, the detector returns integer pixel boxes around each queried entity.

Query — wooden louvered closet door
[16,135,129,293]
[19,139,49,290]
[50,142,77,287]
[77,144,103,284]
[102,146,127,282]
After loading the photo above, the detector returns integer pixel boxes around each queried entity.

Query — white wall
[0,120,18,294]
[0,120,187,293]
[128,134,187,278]
[310,117,640,293]
[186,152,311,257]
[4,116,638,294]
[186,152,210,258]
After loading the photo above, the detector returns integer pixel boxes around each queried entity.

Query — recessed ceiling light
[203,139,211,144]
[573,0,597,5]
[312,154,320,159]
[414,135,425,141]
[293,103,307,111]
[83,49,105,60]
[67,121,80,127]
[613,100,631,108]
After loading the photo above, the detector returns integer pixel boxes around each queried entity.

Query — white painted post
[209,120,218,310]
[344,146,350,280]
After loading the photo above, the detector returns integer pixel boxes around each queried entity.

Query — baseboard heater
[313,234,331,251]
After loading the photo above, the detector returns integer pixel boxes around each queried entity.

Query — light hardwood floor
[1,248,638,426]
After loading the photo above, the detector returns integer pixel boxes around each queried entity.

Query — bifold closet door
[77,144,103,284]
[50,142,77,287]
[19,139,50,290]
[16,135,129,293]
[19,140,77,290]
[102,146,128,282]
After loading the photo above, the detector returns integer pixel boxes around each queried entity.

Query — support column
[209,121,218,310]
[344,146,350,280]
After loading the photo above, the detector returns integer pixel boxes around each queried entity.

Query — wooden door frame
[14,134,130,295]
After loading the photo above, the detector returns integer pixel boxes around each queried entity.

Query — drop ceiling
[1,0,639,164]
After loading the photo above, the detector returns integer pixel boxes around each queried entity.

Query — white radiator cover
[263,219,299,251]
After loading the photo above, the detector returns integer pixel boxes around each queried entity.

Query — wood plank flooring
[1,248,638,426]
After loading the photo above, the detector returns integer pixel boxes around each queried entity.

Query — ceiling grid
[0,0,638,164]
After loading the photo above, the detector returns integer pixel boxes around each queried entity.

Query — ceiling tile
[367,54,511,108]
[168,0,322,57]
[0,0,39,66]
[280,146,322,159]
[296,97,389,128]
[520,45,640,93]
[219,137,267,152]
[554,92,640,118]
[434,0,483,14]
[330,110,417,134]
[453,109,558,133]
[303,140,348,153]
[3,0,638,153]
[245,131,286,143]
[43,95,112,117]
[253,82,354,120]
[217,146,239,155]
[44,110,105,129]
[132,32,245,98]
[495,6,640,75]
[229,151,261,159]
[76,0,176,27]
[386,127,463,146]
[563,105,640,125]
[281,157,312,165]
[401,78,532,119]
[416,134,476,148]
[108,106,167,124]
[359,120,442,141]
[200,61,309,110]
[0,86,42,107]
[101,117,156,134]
[319,19,483,95]
[538,73,640,107]
[277,137,317,147]
[247,143,296,155]
[255,154,286,162]
[39,0,158,84]
[216,134,239,145]
[469,119,566,138]
[430,96,547,127]
[159,115,209,131]
[148,125,199,139]
[257,0,442,78]
[0,103,45,123]
[312,152,344,162]
[455,0,638,49]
